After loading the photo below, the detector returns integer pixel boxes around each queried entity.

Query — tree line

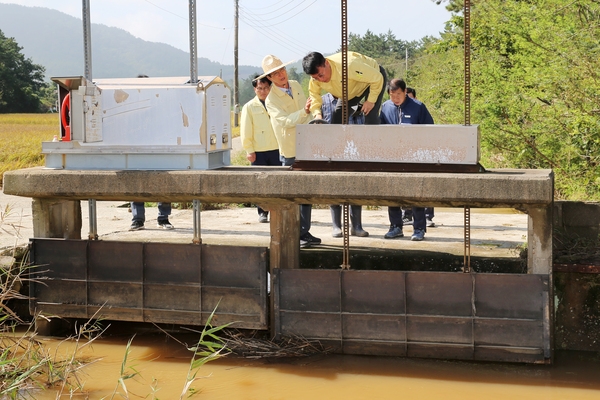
[0,30,55,113]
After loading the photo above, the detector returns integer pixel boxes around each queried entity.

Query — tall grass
[0,260,105,398]
[0,114,56,187]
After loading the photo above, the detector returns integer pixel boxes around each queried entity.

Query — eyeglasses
[269,68,286,78]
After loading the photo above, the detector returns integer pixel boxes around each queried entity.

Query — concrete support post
[268,203,300,337]
[269,204,300,270]
[527,205,553,274]
[32,198,82,239]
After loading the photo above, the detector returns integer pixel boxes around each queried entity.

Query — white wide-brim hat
[255,54,293,80]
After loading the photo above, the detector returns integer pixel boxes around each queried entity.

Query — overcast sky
[1,0,452,67]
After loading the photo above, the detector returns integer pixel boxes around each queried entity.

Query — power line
[143,0,226,29]
[245,0,309,20]
[242,0,318,27]
[240,16,309,57]
[239,5,312,53]
[248,0,297,15]
[246,0,295,12]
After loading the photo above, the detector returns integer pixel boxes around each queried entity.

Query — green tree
[0,29,47,113]
[468,0,600,200]
[347,30,422,79]
[416,0,600,200]
[238,74,258,107]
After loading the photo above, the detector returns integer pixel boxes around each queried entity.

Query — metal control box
[45,76,231,170]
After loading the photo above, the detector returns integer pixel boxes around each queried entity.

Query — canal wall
[553,201,600,352]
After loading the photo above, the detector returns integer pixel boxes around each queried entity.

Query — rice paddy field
[0,113,57,187]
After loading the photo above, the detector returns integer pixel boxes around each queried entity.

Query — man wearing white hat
[259,54,319,248]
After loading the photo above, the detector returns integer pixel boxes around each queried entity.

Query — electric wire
[239,5,312,55]
[245,0,313,22]
[220,20,235,64]
[242,0,318,27]
[143,0,226,29]
[239,21,309,55]
[249,0,297,15]
[245,0,293,11]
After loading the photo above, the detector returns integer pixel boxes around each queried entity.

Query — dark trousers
[404,207,435,220]
[252,149,280,215]
[389,206,426,231]
[332,65,387,125]
[283,157,312,236]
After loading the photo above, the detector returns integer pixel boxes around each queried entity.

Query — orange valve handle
[60,93,71,141]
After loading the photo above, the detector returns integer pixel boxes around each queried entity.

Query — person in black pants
[380,79,434,241]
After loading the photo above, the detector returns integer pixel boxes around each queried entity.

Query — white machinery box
[45,76,231,170]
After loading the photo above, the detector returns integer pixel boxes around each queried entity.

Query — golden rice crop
[0,113,57,186]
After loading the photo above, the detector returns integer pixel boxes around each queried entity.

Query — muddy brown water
[25,327,600,399]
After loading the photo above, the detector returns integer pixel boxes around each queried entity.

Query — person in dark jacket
[380,79,434,241]
[402,86,436,228]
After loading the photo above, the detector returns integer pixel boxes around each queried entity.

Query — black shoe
[300,232,321,245]
[300,238,311,248]
[258,213,268,223]
[402,217,413,226]
[129,220,145,231]
[157,220,174,229]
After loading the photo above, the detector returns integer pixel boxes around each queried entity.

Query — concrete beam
[3,167,553,208]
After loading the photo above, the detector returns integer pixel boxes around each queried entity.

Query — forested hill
[0,3,260,81]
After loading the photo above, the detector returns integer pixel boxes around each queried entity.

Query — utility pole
[233,0,239,127]
[405,47,408,77]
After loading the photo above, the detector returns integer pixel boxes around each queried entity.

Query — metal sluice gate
[29,238,551,364]
[29,239,268,329]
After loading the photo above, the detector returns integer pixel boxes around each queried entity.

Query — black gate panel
[275,269,551,363]
[201,245,268,329]
[29,239,268,329]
